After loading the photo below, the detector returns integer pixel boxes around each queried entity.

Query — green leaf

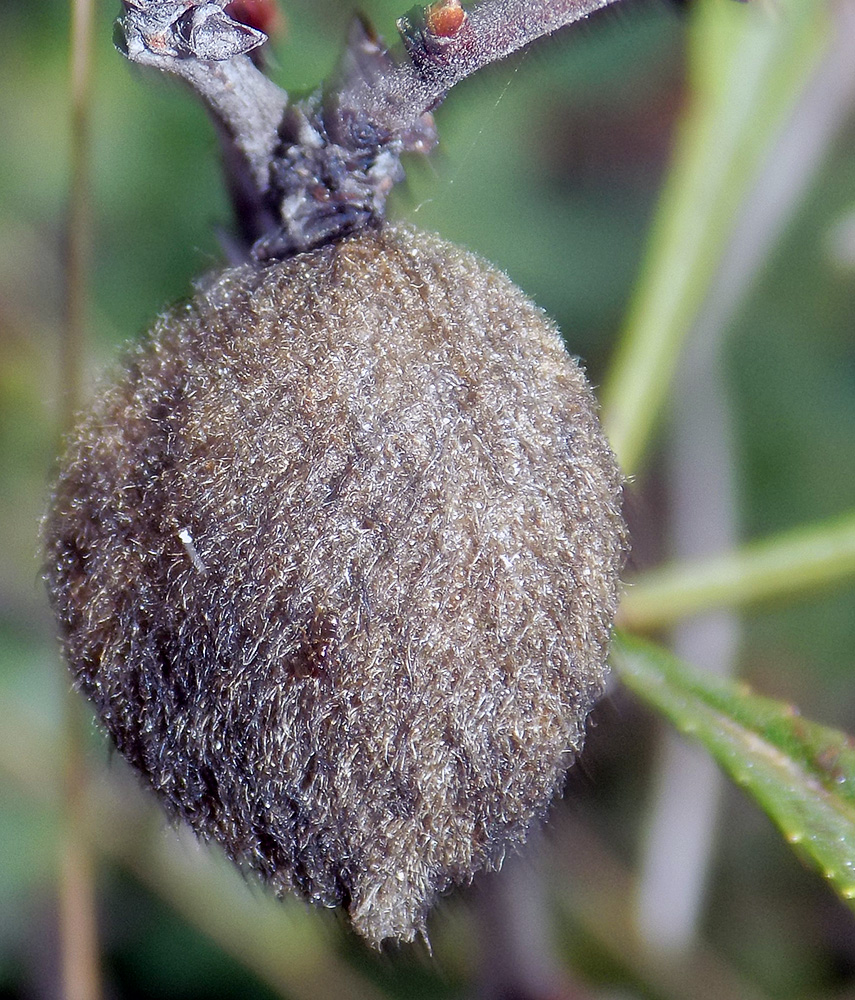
[611,631,855,910]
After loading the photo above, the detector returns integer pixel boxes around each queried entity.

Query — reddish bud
[425,0,466,38]
[225,0,284,39]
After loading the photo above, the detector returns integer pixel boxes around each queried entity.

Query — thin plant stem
[59,700,102,1000]
[59,0,102,997]
[474,840,578,998]
[65,0,93,428]
[618,510,855,631]
[600,0,828,476]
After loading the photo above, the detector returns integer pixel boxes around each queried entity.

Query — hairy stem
[340,0,620,136]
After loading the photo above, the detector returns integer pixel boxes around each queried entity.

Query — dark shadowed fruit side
[44,225,626,946]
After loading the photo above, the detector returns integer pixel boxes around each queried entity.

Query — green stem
[601,0,827,476]
[619,510,855,630]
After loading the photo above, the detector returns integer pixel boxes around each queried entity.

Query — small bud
[45,226,625,946]
[424,0,466,38]
[225,0,284,38]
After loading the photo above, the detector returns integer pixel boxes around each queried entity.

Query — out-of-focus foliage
[2,0,855,997]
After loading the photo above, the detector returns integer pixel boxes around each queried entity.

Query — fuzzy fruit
[45,225,625,945]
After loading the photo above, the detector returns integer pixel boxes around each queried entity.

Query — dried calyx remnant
[46,0,628,947]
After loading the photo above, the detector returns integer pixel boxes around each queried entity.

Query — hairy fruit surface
[45,225,626,945]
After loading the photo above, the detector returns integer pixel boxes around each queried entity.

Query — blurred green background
[2,0,855,997]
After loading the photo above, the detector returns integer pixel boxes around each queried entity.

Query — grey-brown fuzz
[44,225,626,946]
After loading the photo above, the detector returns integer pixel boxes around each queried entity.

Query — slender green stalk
[601,0,827,476]
[619,510,855,631]
[60,0,101,998]
[65,0,93,429]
